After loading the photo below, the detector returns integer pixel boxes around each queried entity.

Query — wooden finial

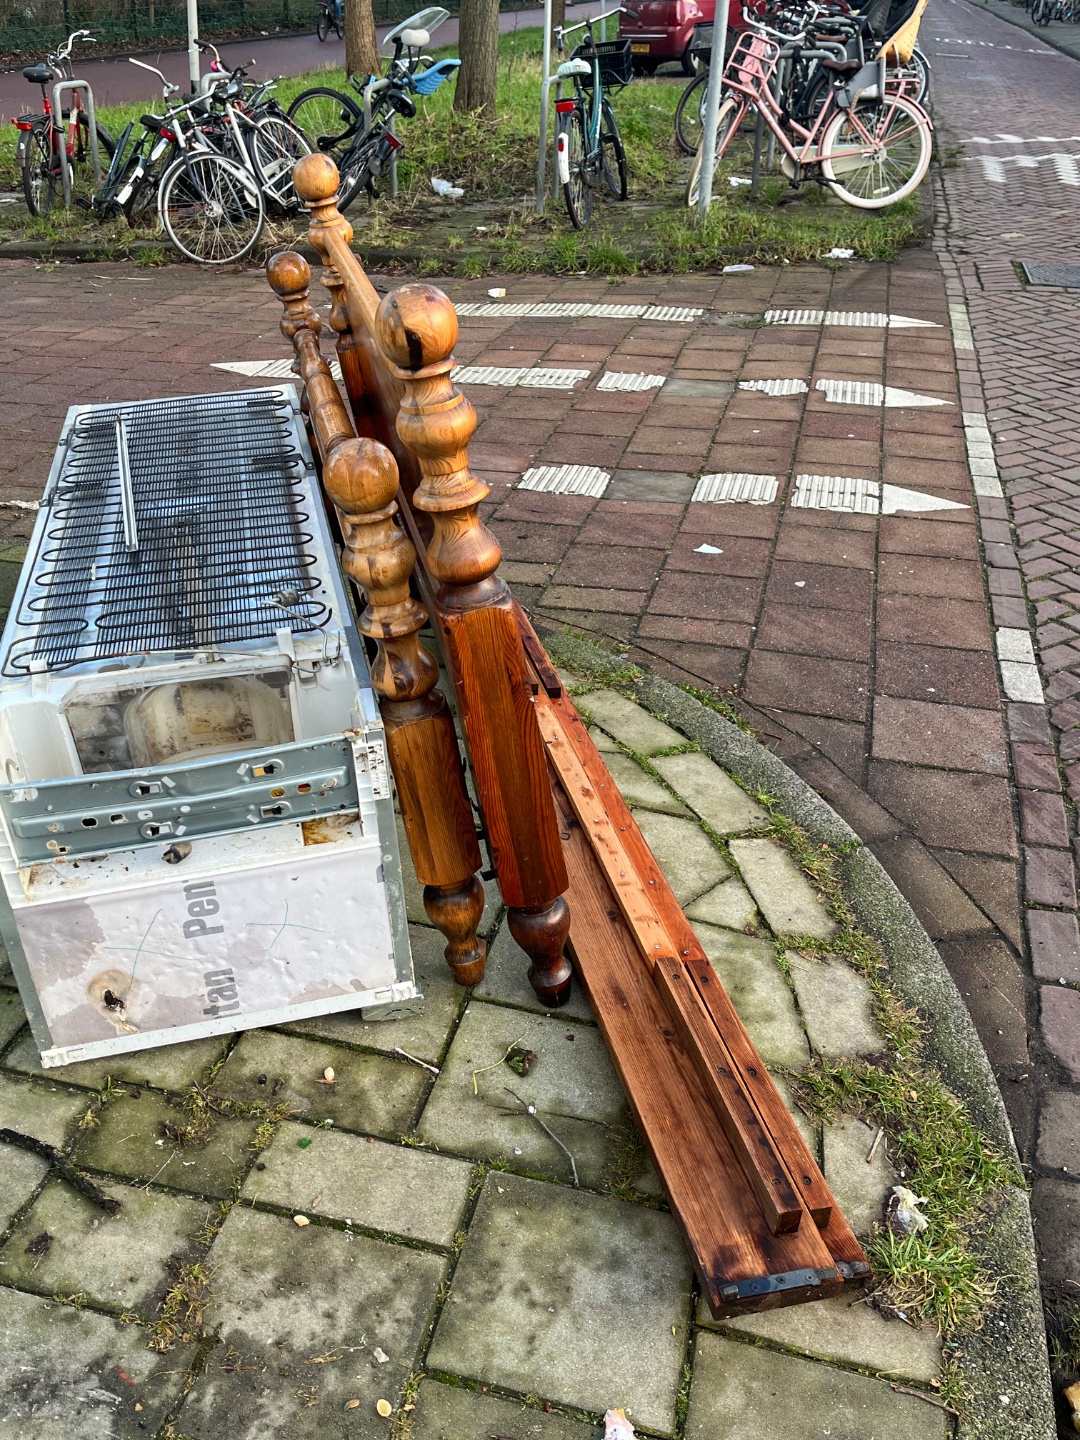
[266,250,352,459]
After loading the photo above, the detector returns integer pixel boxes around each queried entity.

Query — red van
[619,0,747,75]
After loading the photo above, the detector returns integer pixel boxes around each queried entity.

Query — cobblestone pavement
[924,0,1080,1392]
[0,681,959,1439]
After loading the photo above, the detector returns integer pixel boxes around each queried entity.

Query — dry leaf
[293,1215,310,1228]
[376,1398,393,1417]
[345,1399,360,1410]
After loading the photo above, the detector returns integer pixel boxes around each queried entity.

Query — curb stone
[542,627,1055,1440]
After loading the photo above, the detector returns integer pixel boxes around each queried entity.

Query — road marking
[739,378,809,395]
[764,309,941,328]
[517,464,610,497]
[792,474,967,515]
[932,35,1061,55]
[815,379,952,408]
[968,134,1080,143]
[977,152,1080,185]
[454,365,590,388]
[213,358,342,381]
[595,371,667,392]
[455,302,704,322]
[691,472,779,504]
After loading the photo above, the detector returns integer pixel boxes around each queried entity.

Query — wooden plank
[653,960,805,1235]
[554,781,846,1316]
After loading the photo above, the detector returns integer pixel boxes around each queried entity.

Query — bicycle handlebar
[558,4,634,39]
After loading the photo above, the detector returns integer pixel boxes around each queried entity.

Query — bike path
[970,0,1080,64]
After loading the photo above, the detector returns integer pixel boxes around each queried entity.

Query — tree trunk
[549,0,566,52]
[453,0,500,115]
[345,0,379,81]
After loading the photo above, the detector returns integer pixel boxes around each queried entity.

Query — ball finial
[376,285,458,371]
[266,250,310,298]
[293,152,340,206]
[323,438,400,516]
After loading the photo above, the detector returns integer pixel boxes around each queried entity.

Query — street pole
[537,0,553,212]
[187,0,200,94]
[696,10,728,222]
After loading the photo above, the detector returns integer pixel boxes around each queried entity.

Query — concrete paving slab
[685,876,760,931]
[635,810,731,905]
[474,920,596,1022]
[284,925,467,1065]
[428,1172,691,1434]
[0,1177,207,1312]
[0,1145,49,1229]
[576,688,686,754]
[410,1378,599,1440]
[685,1331,946,1439]
[691,924,810,1067]
[178,1206,446,1439]
[0,1073,91,1150]
[72,1091,259,1199]
[416,1004,626,1188]
[652,751,769,834]
[787,952,884,1058]
[604,748,690,815]
[823,1114,896,1236]
[3,1029,228,1093]
[211,1029,429,1138]
[717,1292,941,1382]
[241,1121,473,1246]
[0,988,25,1050]
[729,838,839,940]
[0,1286,191,1440]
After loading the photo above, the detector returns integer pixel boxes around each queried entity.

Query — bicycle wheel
[66,116,116,208]
[287,87,362,165]
[888,47,930,104]
[317,9,330,39]
[158,151,265,264]
[674,71,707,155]
[600,100,628,200]
[1032,0,1050,23]
[820,94,931,209]
[683,97,740,208]
[20,125,59,216]
[125,140,177,226]
[559,107,592,230]
[249,114,311,213]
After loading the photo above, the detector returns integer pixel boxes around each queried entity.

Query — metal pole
[749,105,765,196]
[764,56,783,173]
[186,0,200,94]
[536,0,553,212]
[696,15,728,221]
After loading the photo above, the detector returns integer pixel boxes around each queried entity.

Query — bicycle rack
[360,79,399,200]
[52,79,102,207]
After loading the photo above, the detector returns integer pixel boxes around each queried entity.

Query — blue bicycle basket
[410,58,461,93]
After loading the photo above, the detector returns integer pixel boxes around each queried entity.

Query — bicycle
[317,0,344,41]
[13,29,115,216]
[553,6,636,230]
[684,24,932,209]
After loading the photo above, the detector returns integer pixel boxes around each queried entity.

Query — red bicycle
[13,29,114,216]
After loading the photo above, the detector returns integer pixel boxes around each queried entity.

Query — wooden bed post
[267,252,487,986]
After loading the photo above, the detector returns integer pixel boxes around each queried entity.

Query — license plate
[631,42,650,52]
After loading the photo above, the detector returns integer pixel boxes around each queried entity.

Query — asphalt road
[0,2,608,116]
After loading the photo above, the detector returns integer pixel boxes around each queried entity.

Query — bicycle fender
[557,130,571,185]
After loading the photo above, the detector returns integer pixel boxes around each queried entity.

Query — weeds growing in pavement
[148,1260,214,1351]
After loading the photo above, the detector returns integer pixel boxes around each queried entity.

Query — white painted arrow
[764,309,941,328]
[793,474,967,514]
[815,379,952,408]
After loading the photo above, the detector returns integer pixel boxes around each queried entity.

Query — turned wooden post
[267,251,486,986]
[374,286,573,1007]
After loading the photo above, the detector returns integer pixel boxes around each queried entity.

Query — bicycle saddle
[398,27,430,46]
[140,114,165,129]
[556,57,593,77]
[23,63,54,84]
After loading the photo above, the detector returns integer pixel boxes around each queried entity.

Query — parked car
[618,0,747,75]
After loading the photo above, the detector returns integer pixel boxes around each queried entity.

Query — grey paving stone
[0,1073,90,1150]
[412,1379,598,1439]
[588,723,620,752]
[1040,985,1080,1081]
[474,919,596,1022]
[729,838,838,940]
[0,1286,190,1440]
[576,688,686,754]
[661,377,735,399]
[0,987,26,1050]
[0,945,16,988]
[0,1144,48,1229]
[285,924,467,1064]
[692,924,810,1067]
[242,1121,473,1246]
[428,1172,691,1434]
[787,952,884,1059]
[685,876,760,931]
[652,751,769,834]
[72,1091,259,1199]
[635,810,730,906]
[607,470,699,502]
[823,1114,896,1236]
[604,748,690,815]
[416,1003,627,1188]
[212,1029,429,1137]
[717,1294,941,1381]
[3,1029,227,1092]
[178,1206,446,1439]
[0,1177,207,1313]
[1036,1088,1080,1171]
[770,1072,820,1158]
[685,1331,945,1440]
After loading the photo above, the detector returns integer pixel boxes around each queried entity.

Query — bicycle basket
[571,38,634,91]
[690,21,713,57]
[410,57,461,94]
[724,31,781,90]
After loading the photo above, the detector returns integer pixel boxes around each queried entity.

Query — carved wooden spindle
[374,284,573,1007]
[267,251,487,986]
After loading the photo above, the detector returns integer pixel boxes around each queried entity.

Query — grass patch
[148,1260,214,1351]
